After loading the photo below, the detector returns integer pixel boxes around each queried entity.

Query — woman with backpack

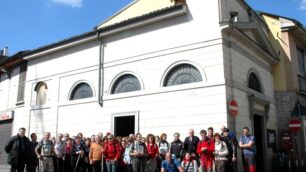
[159,133,169,160]
[63,138,73,172]
[181,153,198,172]
[104,135,121,172]
[222,128,238,172]
[145,134,159,172]
[213,133,229,172]
[197,130,214,172]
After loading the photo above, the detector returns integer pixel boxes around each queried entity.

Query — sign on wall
[228,99,238,117]
[289,119,302,132]
[0,111,14,121]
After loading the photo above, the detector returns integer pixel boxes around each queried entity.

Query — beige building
[261,12,306,171]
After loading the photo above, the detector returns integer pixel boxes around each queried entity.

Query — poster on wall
[267,129,276,151]
[0,111,14,121]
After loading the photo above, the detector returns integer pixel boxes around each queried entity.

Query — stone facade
[275,91,297,132]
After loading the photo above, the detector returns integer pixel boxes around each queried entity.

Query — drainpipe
[227,33,236,135]
[97,32,105,107]
[218,0,222,23]
[6,70,11,110]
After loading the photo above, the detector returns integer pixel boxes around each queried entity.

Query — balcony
[298,75,306,94]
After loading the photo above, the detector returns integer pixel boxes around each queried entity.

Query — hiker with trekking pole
[72,137,85,172]
[35,132,55,172]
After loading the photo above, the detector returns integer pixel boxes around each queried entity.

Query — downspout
[97,32,104,107]
[218,0,222,23]
[220,0,236,135]
[227,33,236,134]
[219,0,237,135]
[6,72,11,110]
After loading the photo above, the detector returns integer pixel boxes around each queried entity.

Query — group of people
[5,126,256,172]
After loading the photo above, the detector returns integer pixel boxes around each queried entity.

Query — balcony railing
[298,75,306,94]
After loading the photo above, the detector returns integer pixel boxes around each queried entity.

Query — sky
[0,0,305,56]
[246,0,306,24]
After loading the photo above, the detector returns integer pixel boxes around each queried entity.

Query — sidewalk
[0,165,10,172]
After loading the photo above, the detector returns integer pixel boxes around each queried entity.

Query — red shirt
[146,143,159,159]
[104,142,121,160]
[118,146,126,167]
[196,138,214,160]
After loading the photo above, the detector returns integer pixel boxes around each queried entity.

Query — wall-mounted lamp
[230,11,239,23]
[1,68,7,73]
[0,68,11,78]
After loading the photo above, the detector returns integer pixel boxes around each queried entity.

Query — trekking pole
[38,158,41,172]
[101,151,104,172]
[289,150,291,172]
[73,153,81,172]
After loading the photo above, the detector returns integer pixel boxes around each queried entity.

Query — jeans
[54,158,64,172]
[106,160,118,172]
[242,154,256,172]
[131,158,146,172]
[39,157,54,172]
[92,160,102,172]
[215,160,226,172]
[145,159,157,172]
[10,163,25,172]
[26,157,38,172]
[127,164,133,172]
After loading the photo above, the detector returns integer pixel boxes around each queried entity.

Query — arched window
[111,74,141,94]
[70,83,93,100]
[35,82,48,105]
[164,64,202,87]
[248,72,262,93]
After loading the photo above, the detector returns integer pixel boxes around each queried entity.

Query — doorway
[114,115,135,137]
[253,115,265,172]
[0,120,13,165]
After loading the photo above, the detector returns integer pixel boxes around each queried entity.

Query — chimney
[172,0,186,5]
[2,47,8,56]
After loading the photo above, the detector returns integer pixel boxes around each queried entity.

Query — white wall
[22,41,228,139]
[0,67,20,111]
[102,41,227,138]
[104,0,222,63]
[0,73,10,110]
[223,35,278,171]
[223,37,277,128]
[27,41,99,81]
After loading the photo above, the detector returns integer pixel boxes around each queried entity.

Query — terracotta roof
[0,50,29,68]
[256,10,306,32]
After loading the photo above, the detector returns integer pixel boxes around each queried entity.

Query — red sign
[289,119,302,132]
[0,111,13,121]
[281,132,292,150]
[229,99,238,117]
